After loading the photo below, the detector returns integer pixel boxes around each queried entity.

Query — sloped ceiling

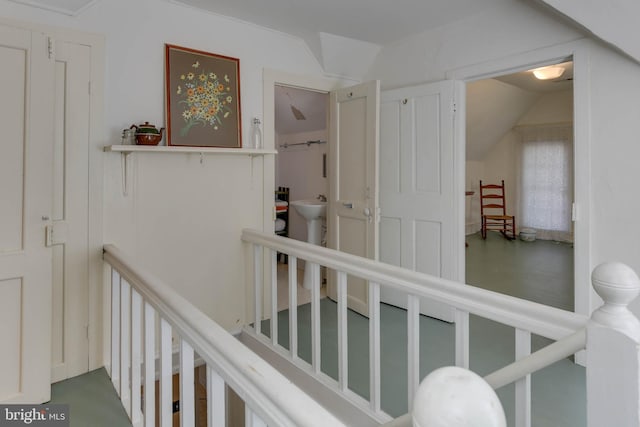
[171,0,514,46]
[467,61,573,161]
[466,80,540,161]
[539,0,640,64]
[275,86,327,135]
[170,0,516,70]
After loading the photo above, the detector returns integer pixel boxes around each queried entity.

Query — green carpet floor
[49,368,132,427]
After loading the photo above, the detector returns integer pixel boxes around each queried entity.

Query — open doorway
[274,85,329,246]
[464,60,575,311]
[273,84,330,308]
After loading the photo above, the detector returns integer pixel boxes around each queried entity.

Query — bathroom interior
[274,85,330,296]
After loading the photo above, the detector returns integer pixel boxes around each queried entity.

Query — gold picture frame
[165,44,241,147]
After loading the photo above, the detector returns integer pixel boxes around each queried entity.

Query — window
[519,125,573,241]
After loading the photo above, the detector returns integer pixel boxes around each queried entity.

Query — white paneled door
[379,81,460,322]
[0,25,55,403]
[327,81,380,316]
[50,40,91,382]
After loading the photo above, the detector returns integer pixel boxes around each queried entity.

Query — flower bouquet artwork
[165,44,241,147]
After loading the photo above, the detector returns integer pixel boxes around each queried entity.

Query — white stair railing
[396,261,640,427]
[103,244,345,427]
[241,229,595,426]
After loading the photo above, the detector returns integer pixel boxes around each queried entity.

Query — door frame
[260,69,348,316]
[262,69,348,230]
[0,17,106,373]
[447,39,593,320]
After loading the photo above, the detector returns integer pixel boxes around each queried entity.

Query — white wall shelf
[104,145,277,156]
[105,145,276,196]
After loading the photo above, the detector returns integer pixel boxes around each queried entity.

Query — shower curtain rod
[279,140,327,149]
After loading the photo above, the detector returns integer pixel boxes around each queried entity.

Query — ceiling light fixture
[532,65,565,80]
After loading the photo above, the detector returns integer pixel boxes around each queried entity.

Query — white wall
[276,129,328,242]
[587,43,640,314]
[0,0,325,331]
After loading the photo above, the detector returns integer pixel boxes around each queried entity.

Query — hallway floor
[49,368,131,427]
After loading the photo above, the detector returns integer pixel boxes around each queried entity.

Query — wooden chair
[479,180,516,240]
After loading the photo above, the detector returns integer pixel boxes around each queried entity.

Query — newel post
[588,262,640,427]
[412,366,506,427]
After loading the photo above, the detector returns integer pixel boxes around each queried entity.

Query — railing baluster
[288,256,298,359]
[131,289,143,426]
[144,302,156,427]
[111,268,121,394]
[159,318,172,427]
[121,279,132,418]
[369,281,381,413]
[310,262,321,374]
[515,329,532,427]
[105,243,347,427]
[207,366,226,427]
[337,271,348,392]
[271,249,278,346]
[407,294,420,410]
[254,244,262,336]
[180,339,195,427]
[455,308,470,369]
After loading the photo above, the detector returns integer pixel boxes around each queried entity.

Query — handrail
[241,229,587,340]
[382,328,587,427]
[103,244,344,427]
[484,328,586,389]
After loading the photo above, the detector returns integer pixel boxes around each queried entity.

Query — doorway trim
[262,69,344,231]
[447,39,593,319]
[260,69,344,316]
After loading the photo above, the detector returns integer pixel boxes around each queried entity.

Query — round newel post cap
[412,366,506,427]
[592,262,640,307]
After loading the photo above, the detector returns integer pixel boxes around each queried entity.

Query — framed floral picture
[165,44,241,147]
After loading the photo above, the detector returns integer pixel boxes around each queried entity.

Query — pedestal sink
[290,199,327,289]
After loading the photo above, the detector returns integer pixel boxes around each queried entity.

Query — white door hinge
[47,37,55,59]
[571,202,577,221]
[45,220,68,247]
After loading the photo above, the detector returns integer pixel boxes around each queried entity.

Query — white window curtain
[518,124,573,242]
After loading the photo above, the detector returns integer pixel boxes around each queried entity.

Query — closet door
[50,40,92,382]
[0,25,55,403]
[379,80,460,322]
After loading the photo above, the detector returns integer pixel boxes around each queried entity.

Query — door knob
[363,207,373,223]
